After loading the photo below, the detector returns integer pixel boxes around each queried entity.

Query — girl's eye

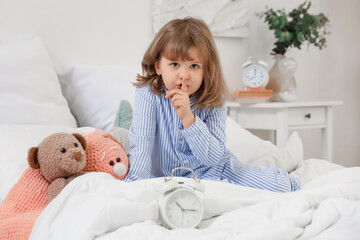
[170,63,179,67]
[190,64,199,69]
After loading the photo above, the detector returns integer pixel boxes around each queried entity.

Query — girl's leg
[199,157,301,192]
[221,160,301,192]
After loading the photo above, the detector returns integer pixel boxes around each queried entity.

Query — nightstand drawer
[288,107,326,126]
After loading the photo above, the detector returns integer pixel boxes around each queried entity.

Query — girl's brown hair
[135,17,226,109]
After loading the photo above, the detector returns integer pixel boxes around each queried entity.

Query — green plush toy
[114,99,133,130]
[108,100,133,152]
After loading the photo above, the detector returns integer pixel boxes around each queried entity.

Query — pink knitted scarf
[0,168,49,240]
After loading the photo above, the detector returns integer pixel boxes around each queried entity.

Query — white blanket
[30,160,360,240]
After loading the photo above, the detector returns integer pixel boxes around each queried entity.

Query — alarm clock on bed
[242,57,269,90]
[158,167,205,229]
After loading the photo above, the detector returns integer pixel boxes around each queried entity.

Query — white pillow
[0,125,96,200]
[0,37,76,127]
[225,116,303,172]
[57,65,140,130]
[226,116,276,161]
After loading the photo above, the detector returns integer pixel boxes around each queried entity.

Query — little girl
[126,17,300,192]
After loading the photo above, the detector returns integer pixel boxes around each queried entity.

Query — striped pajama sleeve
[180,104,227,168]
[125,87,156,181]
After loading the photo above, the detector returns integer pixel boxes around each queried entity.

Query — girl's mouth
[178,83,182,89]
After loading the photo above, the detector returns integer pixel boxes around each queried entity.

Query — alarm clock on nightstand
[158,167,205,229]
[242,57,269,90]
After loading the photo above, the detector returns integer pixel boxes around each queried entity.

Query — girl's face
[155,47,204,95]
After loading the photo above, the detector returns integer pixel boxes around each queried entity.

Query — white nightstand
[227,101,342,162]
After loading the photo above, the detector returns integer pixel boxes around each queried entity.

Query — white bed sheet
[30,159,360,240]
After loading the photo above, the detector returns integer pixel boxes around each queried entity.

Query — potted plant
[257,1,330,101]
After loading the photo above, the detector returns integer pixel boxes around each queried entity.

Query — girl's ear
[155,61,161,75]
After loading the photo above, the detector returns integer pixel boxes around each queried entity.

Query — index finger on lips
[181,83,188,93]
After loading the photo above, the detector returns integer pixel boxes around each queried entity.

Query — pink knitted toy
[84,130,129,179]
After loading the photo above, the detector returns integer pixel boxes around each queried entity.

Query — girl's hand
[165,84,195,128]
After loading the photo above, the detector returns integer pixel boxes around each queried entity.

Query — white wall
[327,0,360,167]
[0,0,359,166]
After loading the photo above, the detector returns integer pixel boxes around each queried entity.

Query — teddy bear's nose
[73,151,82,161]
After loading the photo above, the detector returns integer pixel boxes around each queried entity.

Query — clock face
[243,65,269,88]
[164,189,203,229]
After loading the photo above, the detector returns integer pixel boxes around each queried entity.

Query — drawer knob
[305,113,311,119]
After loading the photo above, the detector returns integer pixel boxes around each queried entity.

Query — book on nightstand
[235,89,273,103]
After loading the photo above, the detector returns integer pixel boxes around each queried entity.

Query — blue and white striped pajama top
[125,84,301,192]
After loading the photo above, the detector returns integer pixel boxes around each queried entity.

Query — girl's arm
[125,86,156,181]
[180,104,227,167]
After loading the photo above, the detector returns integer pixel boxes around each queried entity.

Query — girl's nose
[179,68,189,80]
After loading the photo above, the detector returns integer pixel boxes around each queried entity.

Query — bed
[0,37,360,240]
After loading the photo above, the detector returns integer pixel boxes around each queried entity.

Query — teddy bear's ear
[102,131,128,153]
[72,133,87,150]
[28,147,40,169]
[102,131,121,145]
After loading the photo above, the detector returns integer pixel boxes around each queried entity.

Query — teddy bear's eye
[109,161,114,166]
[116,157,121,162]
[74,143,78,147]
[60,148,66,153]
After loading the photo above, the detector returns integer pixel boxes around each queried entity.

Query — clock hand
[183,208,198,212]
[251,69,256,78]
[175,201,185,212]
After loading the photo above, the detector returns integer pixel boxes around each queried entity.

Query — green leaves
[270,18,280,29]
[257,1,330,55]
[279,14,288,29]
[296,32,305,42]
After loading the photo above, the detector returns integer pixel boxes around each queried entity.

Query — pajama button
[183,159,188,164]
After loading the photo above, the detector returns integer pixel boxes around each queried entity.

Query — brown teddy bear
[27,132,87,201]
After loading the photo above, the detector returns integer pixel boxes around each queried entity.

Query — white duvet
[30,159,360,240]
